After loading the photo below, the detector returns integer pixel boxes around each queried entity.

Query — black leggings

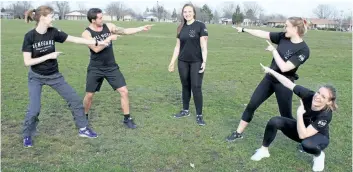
[242,75,293,122]
[263,116,329,156]
[178,60,204,115]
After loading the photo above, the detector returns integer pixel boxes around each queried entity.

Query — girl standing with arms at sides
[168,3,208,126]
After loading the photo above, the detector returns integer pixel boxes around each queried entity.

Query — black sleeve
[22,33,33,52]
[269,32,285,44]
[200,22,208,37]
[311,113,332,133]
[293,85,315,99]
[288,46,310,67]
[53,28,68,43]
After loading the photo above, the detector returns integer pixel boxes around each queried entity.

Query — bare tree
[313,4,334,19]
[9,1,32,19]
[242,1,263,20]
[105,2,126,21]
[213,10,220,24]
[54,1,70,20]
[155,2,168,21]
[222,2,236,18]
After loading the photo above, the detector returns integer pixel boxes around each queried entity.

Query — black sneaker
[123,117,137,129]
[196,115,205,126]
[226,131,243,142]
[174,110,190,118]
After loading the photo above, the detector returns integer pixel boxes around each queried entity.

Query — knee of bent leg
[301,139,320,154]
[267,116,283,128]
[27,105,41,117]
[117,87,128,97]
[85,92,94,101]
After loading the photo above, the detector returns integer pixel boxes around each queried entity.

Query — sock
[124,114,130,120]
[183,109,189,112]
[79,127,86,131]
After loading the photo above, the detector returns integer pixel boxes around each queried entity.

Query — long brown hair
[177,4,196,35]
[24,5,54,25]
[287,17,308,37]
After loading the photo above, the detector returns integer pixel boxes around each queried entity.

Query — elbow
[279,66,290,73]
[24,60,31,67]
[298,134,307,139]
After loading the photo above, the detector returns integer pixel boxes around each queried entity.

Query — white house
[102,13,117,21]
[65,11,86,20]
[143,15,158,22]
[122,15,133,21]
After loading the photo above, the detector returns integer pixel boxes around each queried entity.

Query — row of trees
[3,1,352,24]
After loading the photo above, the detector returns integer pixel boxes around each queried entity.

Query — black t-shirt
[177,20,208,62]
[22,27,68,75]
[293,85,332,138]
[269,32,310,80]
[86,23,117,69]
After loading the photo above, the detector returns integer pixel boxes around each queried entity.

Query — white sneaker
[251,148,270,161]
[312,151,325,172]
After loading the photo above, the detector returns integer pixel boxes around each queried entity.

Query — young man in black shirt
[250,63,337,172]
[227,17,311,141]
[22,6,109,147]
[82,8,153,129]
[168,4,208,126]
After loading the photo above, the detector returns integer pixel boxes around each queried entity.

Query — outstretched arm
[235,27,270,39]
[260,63,296,91]
[107,23,153,35]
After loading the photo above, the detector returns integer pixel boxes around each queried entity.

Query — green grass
[1,19,352,172]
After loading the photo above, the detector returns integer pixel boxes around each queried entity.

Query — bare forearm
[24,54,52,66]
[243,28,270,39]
[201,48,207,63]
[296,115,307,138]
[91,37,112,53]
[268,68,295,90]
[272,50,287,72]
[67,35,96,45]
[120,27,144,35]
[170,47,180,63]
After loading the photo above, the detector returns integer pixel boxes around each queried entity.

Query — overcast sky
[2,0,352,18]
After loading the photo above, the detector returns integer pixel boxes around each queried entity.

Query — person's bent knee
[117,87,128,97]
[267,116,283,127]
[85,92,95,101]
[301,139,322,155]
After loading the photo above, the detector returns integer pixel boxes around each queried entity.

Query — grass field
[1,19,352,172]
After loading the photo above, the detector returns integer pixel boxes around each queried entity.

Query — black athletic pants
[263,116,330,156]
[178,60,204,115]
[242,75,294,122]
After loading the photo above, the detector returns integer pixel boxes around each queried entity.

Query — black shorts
[86,66,126,92]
